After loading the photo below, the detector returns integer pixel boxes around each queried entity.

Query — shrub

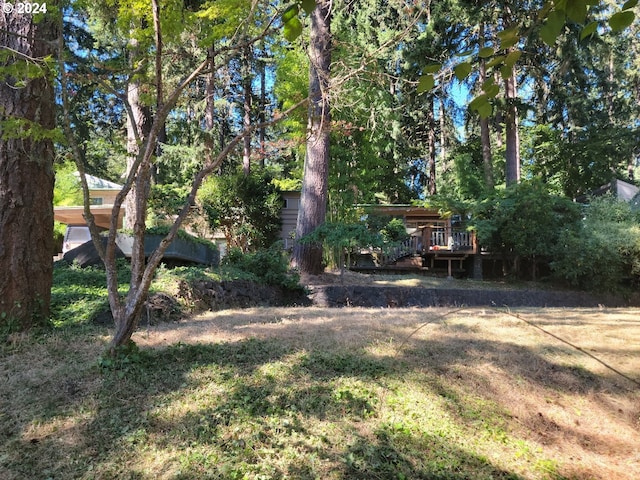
[473,180,582,279]
[551,196,640,291]
[221,243,301,290]
[199,169,282,251]
[299,221,383,272]
[53,220,66,254]
[380,218,408,243]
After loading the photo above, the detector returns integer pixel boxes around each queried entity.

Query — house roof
[73,172,123,191]
[364,204,441,217]
[576,179,639,203]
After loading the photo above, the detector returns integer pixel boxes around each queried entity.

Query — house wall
[89,189,119,205]
[280,191,300,249]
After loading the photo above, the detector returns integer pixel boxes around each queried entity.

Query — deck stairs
[378,236,421,266]
[390,254,423,268]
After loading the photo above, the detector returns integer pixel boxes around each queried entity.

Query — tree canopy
[0,0,638,339]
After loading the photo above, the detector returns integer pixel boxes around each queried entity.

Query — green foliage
[438,138,498,201]
[281,1,316,42]
[98,339,145,372]
[53,221,66,253]
[273,45,309,136]
[328,120,414,215]
[417,0,637,117]
[221,243,301,290]
[523,125,640,199]
[520,125,565,195]
[53,161,83,206]
[198,169,282,251]
[153,144,203,186]
[0,118,64,143]
[148,183,190,219]
[50,261,131,328]
[551,196,640,291]
[194,0,254,43]
[0,51,48,83]
[381,218,409,243]
[300,221,384,271]
[473,181,582,273]
[301,221,382,251]
[271,177,302,192]
[143,225,218,249]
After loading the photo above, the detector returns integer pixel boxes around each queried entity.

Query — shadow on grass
[400,333,634,395]
[69,338,525,479]
[5,309,637,479]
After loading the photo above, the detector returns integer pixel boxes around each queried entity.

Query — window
[284,198,298,209]
[90,197,103,205]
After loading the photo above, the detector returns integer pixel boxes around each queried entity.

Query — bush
[53,220,66,254]
[221,243,301,290]
[199,169,282,251]
[551,196,640,291]
[380,218,408,243]
[299,221,383,271]
[472,180,582,278]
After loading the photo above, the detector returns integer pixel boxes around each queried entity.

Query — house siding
[281,192,300,249]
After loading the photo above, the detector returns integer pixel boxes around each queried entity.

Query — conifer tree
[0,4,59,329]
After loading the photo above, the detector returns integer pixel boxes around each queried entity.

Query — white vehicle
[62,225,92,254]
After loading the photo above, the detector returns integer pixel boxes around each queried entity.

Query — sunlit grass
[3,307,639,479]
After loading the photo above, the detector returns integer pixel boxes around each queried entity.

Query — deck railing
[426,227,476,253]
[356,226,477,268]
[377,236,421,265]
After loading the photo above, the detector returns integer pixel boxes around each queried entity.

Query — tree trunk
[204,46,216,165]
[478,25,494,189]
[439,97,447,166]
[124,35,152,231]
[151,0,166,179]
[480,113,494,188]
[292,0,332,275]
[242,45,253,176]
[259,56,267,168]
[504,72,520,186]
[0,7,58,329]
[426,96,437,196]
[501,7,520,187]
[493,75,504,152]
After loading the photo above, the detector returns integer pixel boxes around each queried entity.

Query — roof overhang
[362,205,443,220]
[54,205,124,229]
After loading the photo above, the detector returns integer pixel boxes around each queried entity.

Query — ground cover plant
[2,281,639,479]
[48,249,305,330]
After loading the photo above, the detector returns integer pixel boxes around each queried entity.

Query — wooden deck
[352,222,477,278]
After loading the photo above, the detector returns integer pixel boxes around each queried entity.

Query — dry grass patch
[132,306,640,479]
[1,306,639,479]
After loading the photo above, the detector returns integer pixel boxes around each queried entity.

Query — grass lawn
[1,267,639,479]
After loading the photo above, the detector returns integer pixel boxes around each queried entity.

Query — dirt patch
[302,270,639,308]
[97,271,638,326]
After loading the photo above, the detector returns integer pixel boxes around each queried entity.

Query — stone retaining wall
[310,285,638,308]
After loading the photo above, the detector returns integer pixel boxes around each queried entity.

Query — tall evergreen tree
[524,8,640,197]
[293,0,332,275]
[0,4,59,329]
